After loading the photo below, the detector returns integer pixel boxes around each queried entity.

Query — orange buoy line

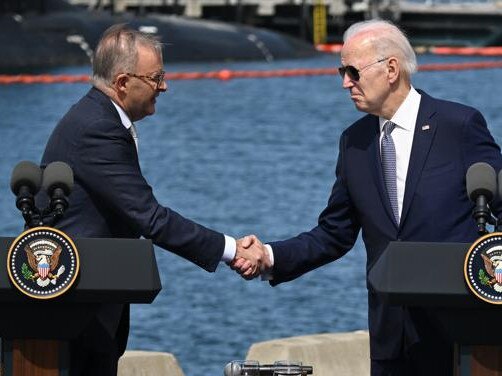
[0,74,90,84]
[316,44,343,53]
[0,61,501,85]
[430,46,502,56]
[418,61,502,71]
[316,44,502,56]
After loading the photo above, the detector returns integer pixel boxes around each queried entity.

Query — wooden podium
[369,242,502,376]
[0,236,161,375]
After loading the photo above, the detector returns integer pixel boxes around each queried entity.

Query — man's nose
[157,80,168,93]
[342,74,354,89]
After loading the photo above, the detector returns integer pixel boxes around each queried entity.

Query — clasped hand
[228,235,272,280]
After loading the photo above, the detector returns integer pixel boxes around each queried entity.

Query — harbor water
[1,54,502,375]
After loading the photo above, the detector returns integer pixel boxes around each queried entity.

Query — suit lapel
[368,116,399,228]
[400,93,438,225]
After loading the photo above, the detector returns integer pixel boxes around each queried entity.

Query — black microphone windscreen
[10,161,42,195]
[466,162,496,201]
[42,161,74,196]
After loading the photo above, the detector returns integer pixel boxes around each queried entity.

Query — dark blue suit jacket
[269,90,502,360]
[40,87,225,350]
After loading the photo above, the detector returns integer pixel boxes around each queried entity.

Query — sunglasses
[338,57,389,81]
[125,70,166,90]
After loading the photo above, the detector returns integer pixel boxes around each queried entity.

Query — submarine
[0,0,320,73]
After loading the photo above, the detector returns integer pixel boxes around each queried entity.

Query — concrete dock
[118,330,371,375]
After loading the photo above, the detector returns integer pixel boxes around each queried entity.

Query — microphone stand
[475,207,500,235]
[22,201,69,229]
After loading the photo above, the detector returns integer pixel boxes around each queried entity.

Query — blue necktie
[382,121,399,224]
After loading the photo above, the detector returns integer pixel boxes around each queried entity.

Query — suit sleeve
[77,118,224,272]
[269,133,361,285]
[461,109,502,218]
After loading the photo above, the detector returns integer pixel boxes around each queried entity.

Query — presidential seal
[7,227,79,299]
[464,232,502,305]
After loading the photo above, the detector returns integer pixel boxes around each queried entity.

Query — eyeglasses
[338,57,389,81]
[125,70,166,89]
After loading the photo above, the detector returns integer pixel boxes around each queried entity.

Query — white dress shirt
[110,100,236,262]
[378,86,421,221]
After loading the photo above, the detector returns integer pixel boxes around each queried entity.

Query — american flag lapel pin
[422,124,430,131]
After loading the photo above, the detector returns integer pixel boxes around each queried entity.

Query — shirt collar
[110,100,133,131]
[379,86,421,133]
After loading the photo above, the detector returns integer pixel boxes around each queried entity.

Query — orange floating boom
[0,61,501,84]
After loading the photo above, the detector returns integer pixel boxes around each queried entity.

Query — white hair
[343,20,417,78]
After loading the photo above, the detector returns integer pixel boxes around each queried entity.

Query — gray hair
[343,20,417,78]
[91,23,163,87]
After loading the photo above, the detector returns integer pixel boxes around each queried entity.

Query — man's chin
[353,102,366,112]
[147,106,156,116]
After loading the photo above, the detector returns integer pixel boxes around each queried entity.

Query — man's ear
[114,73,129,93]
[387,57,400,84]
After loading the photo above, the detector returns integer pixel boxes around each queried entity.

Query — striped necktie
[381,121,399,225]
[130,123,138,152]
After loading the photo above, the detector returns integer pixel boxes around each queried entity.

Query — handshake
[229,235,273,280]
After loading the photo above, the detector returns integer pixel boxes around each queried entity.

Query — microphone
[224,362,313,376]
[42,161,74,220]
[466,162,497,234]
[10,161,43,219]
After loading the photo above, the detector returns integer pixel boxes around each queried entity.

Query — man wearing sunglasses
[39,24,269,375]
[233,20,502,375]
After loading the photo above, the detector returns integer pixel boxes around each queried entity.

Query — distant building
[68,0,346,18]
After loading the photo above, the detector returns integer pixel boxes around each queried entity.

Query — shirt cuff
[261,244,275,281]
[264,244,274,266]
[221,235,236,263]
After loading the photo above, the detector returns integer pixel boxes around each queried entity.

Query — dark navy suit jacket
[40,87,225,351]
[269,90,502,360]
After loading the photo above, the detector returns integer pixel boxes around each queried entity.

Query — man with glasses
[40,24,269,375]
[233,20,502,375]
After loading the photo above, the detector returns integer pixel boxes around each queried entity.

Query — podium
[369,242,502,376]
[0,236,161,375]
